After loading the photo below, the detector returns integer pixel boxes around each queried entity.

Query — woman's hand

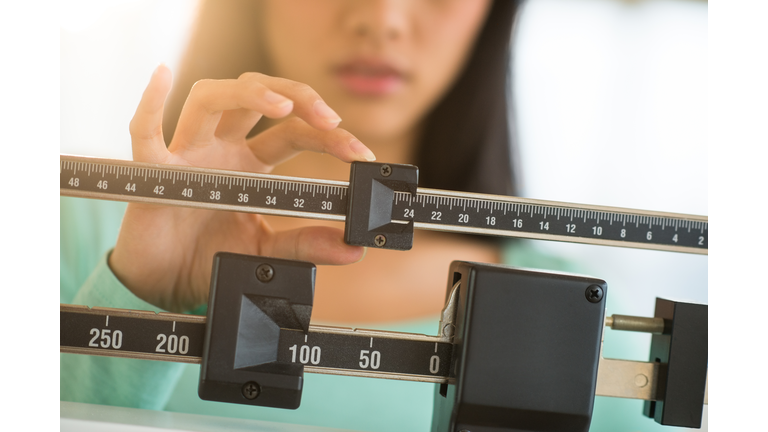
[109,65,375,312]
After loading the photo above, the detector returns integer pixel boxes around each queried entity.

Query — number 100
[289,344,321,365]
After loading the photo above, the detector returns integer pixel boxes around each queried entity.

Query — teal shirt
[60,196,681,431]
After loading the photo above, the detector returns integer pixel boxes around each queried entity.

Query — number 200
[156,334,189,355]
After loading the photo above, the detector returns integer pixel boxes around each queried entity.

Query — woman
[110,0,519,320]
[62,1,552,430]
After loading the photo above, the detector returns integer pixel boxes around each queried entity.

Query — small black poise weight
[344,161,418,250]
[198,252,316,409]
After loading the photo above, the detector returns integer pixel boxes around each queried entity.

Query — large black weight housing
[199,253,316,409]
[432,262,607,432]
[345,161,418,250]
[643,298,708,428]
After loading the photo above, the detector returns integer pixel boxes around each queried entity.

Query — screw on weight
[380,164,392,177]
[242,381,261,400]
[256,264,274,283]
[374,234,387,247]
[585,285,604,303]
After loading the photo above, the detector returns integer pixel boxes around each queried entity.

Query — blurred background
[60,0,708,430]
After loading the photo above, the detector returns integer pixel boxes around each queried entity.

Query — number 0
[429,355,440,374]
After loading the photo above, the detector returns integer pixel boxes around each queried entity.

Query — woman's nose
[342,0,409,42]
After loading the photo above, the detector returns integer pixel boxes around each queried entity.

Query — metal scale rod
[61,304,687,402]
[60,155,707,254]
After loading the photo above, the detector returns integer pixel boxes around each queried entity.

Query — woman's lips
[335,60,406,97]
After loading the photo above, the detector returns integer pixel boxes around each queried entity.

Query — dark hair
[164,0,519,196]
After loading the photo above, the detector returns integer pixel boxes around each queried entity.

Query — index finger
[172,74,342,151]
[238,72,342,131]
[172,77,296,150]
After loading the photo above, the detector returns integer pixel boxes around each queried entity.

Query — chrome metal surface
[303,367,450,384]
[60,304,206,324]
[595,358,660,401]
[61,155,708,254]
[412,222,705,255]
[704,371,708,405]
[60,346,203,364]
[306,324,443,343]
[606,314,666,334]
[437,281,460,341]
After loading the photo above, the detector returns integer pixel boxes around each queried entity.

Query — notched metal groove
[60,304,206,323]
[60,347,202,364]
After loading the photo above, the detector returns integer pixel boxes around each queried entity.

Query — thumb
[129,64,173,163]
[262,226,365,265]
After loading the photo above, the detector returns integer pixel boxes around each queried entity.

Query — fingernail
[264,90,293,108]
[355,247,368,264]
[313,100,342,124]
[350,139,376,161]
[152,62,168,76]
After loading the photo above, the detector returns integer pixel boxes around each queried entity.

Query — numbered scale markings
[60,305,452,383]
[60,305,205,363]
[60,304,665,400]
[279,328,451,380]
[60,155,707,254]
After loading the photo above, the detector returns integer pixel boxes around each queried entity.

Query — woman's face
[263,0,493,145]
